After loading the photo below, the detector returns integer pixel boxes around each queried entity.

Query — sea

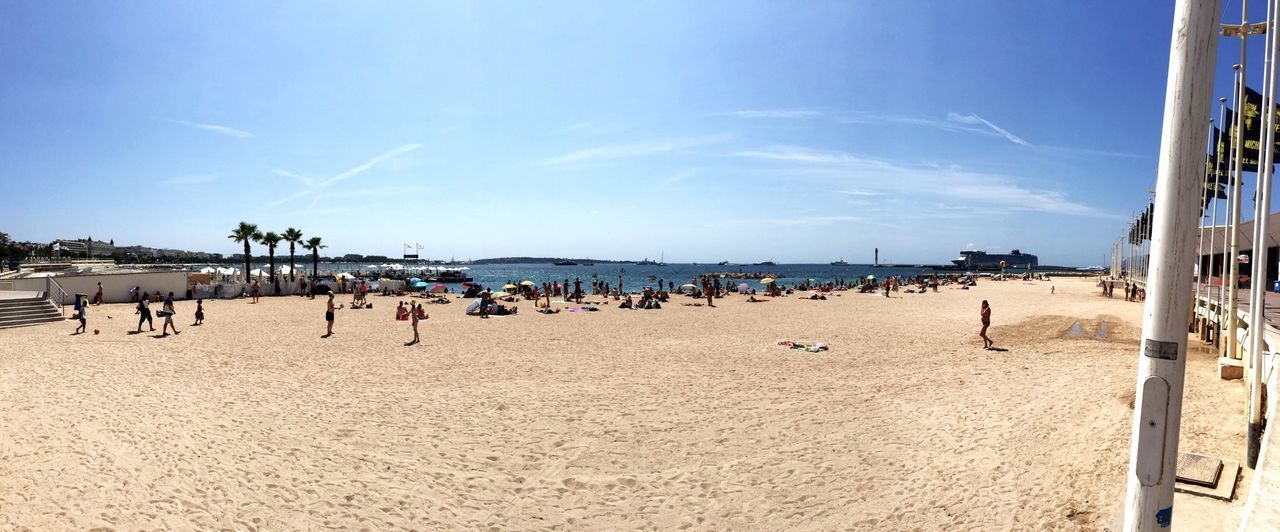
[202,262,943,291]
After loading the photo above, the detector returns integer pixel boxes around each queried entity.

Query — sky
[0,1,1263,265]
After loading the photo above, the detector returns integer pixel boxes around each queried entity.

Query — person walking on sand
[323,293,338,337]
[980,300,993,349]
[193,299,205,325]
[161,291,180,336]
[251,280,261,303]
[74,301,87,334]
[93,282,104,305]
[136,292,154,332]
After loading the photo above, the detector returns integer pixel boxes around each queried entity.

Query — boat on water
[718,261,729,266]
[946,249,1038,270]
[581,262,595,266]
[830,258,848,265]
[754,259,776,266]
[636,258,659,266]
[553,260,578,266]
[428,267,473,282]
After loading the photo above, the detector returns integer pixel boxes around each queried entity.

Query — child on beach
[980,300,993,349]
[74,302,87,334]
[193,299,204,326]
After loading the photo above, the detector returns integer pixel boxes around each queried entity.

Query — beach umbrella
[737,283,749,292]
[760,277,775,284]
[520,280,535,286]
[680,283,696,289]
[429,283,447,294]
[866,275,876,280]
[250,268,266,278]
[198,266,216,274]
[502,283,518,290]
[412,281,428,288]
[409,277,423,284]
[335,272,355,280]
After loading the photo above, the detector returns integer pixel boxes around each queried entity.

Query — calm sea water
[218,262,938,291]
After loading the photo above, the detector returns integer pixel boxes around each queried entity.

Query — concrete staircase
[0,296,64,329]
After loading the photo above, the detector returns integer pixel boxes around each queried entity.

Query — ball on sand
[93,329,100,335]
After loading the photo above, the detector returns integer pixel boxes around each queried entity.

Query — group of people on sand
[1100,278,1144,301]
[78,287,204,337]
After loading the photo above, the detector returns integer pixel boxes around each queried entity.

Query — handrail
[45,276,67,317]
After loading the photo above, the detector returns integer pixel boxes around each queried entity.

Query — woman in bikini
[980,300,993,349]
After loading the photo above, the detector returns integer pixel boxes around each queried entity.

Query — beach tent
[677,283,697,295]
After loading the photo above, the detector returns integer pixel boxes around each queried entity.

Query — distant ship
[718,261,729,266]
[754,259,776,266]
[950,249,1038,270]
[580,262,595,266]
[830,258,848,265]
[553,260,577,266]
[636,258,659,266]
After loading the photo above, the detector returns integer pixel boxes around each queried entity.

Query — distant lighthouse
[874,248,879,267]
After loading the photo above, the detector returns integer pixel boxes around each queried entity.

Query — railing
[44,276,67,317]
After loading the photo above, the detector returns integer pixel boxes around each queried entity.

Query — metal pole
[1213,99,1228,316]
[1229,61,1247,359]
[1122,0,1220,528]
[1246,0,1278,470]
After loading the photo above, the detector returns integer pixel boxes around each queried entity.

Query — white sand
[0,277,1249,529]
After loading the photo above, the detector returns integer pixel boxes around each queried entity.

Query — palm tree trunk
[289,243,297,282]
[312,252,319,283]
[243,242,251,284]
[269,250,278,294]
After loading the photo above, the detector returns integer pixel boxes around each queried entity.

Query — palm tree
[282,227,304,282]
[228,222,261,282]
[305,236,326,291]
[260,232,283,293]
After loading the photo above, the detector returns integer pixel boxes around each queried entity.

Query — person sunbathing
[747,295,769,302]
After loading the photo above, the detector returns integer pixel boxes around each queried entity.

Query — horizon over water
[206,261,1065,292]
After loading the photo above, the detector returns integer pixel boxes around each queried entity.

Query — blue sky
[0,1,1257,265]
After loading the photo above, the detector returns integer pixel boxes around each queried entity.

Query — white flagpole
[1122,0,1221,528]
[1246,0,1279,469]
[1229,60,1247,360]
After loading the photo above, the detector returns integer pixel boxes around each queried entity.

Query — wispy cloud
[269,143,423,208]
[163,174,216,185]
[555,120,624,137]
[153,117,253,139]
[838,189,880,196]
[544,135,730,165]
[946,112,1029,146]
[724,109,821,119]
[657,169,698,190]
[733,146,1119,219]
[774,215,859,226]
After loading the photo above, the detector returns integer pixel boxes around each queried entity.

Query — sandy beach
[0,277,1249,529]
